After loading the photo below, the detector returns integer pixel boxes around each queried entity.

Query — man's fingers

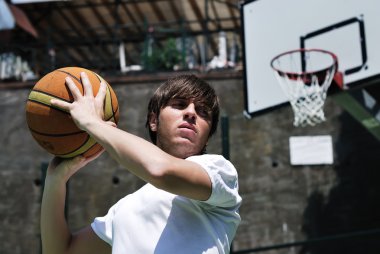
[105,121,117,128]
[65,77,82,100]
[48,156,64,169]
[81,72,94,98]
[51,98,72,111]
[85,148,105,162]
[96,81,107,105]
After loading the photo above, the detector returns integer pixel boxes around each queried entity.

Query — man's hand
[47,149,104,182]
[50,72,107,131]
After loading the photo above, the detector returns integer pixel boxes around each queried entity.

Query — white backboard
[241,0,380,116]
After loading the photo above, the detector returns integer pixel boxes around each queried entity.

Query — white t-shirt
[91,154,241,254]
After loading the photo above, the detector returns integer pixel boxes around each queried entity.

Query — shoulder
[186,154,238,180]
[186,154,241,208]
[186,154,236,173]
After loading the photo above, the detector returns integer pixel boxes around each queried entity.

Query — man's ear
[149,113,158,131]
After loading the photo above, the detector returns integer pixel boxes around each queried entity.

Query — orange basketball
[25,67,119,158]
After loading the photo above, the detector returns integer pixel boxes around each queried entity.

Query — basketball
[25,67,119,158]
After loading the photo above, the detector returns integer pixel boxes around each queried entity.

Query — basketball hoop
[270,48,342,127]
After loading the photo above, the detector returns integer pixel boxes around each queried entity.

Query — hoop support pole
[332,89,380,141]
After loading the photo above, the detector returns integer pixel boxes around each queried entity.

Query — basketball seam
[62,142,99,158]
[112,106,119,121]
[58,135,97,157]
[27,100,71,115]
[105,109,118,122]
[28,90,71,115]
[107,84,117,123]
[57,69,84,92]
[31,89,72,103]
[28,127,85,137]
[105,84,117,123]
[93,71,118,123]
[28,89,71,114]
[91,71,102,83]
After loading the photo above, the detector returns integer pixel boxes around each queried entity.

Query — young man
[42,73,241,254]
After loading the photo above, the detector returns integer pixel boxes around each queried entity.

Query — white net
[271,49,337,127]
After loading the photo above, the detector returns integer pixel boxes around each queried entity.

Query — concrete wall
[1,75,379,254]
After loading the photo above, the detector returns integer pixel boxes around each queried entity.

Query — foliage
[141,37,182,71]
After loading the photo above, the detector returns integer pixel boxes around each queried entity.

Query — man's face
[149,98,212,158]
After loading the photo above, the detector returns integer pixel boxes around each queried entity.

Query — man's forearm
[84,120,170,184]
[41,177,72,254]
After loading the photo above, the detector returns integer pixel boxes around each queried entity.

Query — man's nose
[184,103,197,120]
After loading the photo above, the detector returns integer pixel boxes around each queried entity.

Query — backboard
[241,0,380,116]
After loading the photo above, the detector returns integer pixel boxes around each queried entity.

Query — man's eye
[171,100,187,108]
[197,108,211,119]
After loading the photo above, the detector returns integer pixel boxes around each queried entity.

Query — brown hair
[146,74,220,144]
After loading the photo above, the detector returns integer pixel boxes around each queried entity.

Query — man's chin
[173,142,199,158]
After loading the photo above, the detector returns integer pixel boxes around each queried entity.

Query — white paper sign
[289,135,334,165]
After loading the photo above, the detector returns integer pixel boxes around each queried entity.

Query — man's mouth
[179,123,197,133]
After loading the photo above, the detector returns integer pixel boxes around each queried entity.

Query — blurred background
[0,0,242,82]
[1,1,380,254]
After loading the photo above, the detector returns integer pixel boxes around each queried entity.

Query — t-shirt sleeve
[91,199,121,246]
[186,154,242,208]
